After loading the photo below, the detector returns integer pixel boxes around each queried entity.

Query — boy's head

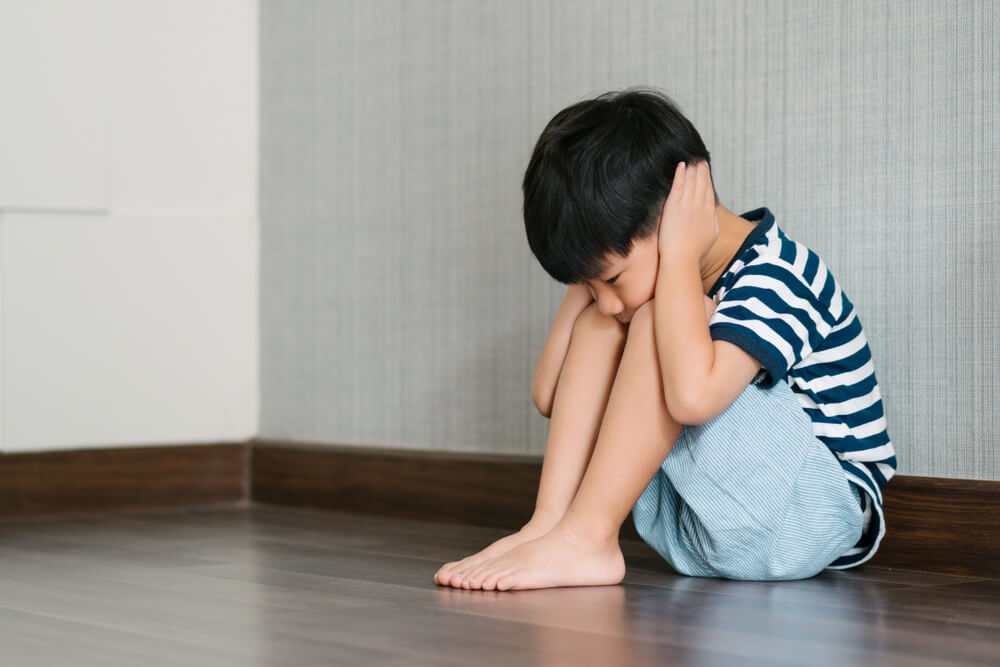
[522,88,719,286]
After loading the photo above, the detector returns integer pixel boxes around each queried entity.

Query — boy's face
[579,233,659,324]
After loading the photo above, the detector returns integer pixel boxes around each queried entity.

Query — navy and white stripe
[707,207,896,568]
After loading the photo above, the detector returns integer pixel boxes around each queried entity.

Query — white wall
[0,0,258,452]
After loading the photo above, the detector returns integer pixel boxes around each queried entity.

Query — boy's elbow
[666,389,711,426]
[667,404,703,427]
[531,389,553,419]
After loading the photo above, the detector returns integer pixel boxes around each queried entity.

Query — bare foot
[452,524,626,591]
[434,516,559,587]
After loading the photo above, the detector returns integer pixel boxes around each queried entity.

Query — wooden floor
[0,504,997,666]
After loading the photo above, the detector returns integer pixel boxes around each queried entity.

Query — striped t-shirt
[707,207,895,568]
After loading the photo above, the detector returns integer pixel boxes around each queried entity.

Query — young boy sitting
[433,88,896,591]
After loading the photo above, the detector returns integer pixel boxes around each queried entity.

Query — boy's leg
[532,303,631,518]
[459,299,684,591]
[435,303,628,586]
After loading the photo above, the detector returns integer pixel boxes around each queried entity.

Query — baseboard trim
[251,440,1000,579]
[0,443,248,517]
[4,440,996,579]
[251,439,544,530]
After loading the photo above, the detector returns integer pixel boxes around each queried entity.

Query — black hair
[522,87,719,285]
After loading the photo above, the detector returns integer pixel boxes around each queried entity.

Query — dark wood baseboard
[4,440,996,579]
[0,443,248,517]
[251,440,544,531]
[866,475,1000,577]
[251,440,1000,579]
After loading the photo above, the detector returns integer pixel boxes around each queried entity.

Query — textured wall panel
[260,0,1000,480]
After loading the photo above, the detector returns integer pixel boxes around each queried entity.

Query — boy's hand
[657,161,719,263]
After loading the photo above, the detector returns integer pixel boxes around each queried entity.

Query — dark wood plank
[0,444,248,517]
[1,505,999,666]
[0,607,248,667]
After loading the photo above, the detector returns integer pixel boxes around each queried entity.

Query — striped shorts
[631,377,865,581]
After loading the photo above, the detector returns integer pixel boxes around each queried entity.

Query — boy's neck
[699,205,760,294]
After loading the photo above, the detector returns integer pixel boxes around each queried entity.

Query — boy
[433,88,895,590]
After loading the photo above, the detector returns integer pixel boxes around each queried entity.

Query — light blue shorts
[631,378,865,581]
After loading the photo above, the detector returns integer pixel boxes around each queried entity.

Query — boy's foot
[446,524,625,591]
[434,518,557,587]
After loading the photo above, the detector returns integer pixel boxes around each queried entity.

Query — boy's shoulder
[714,209,852,328]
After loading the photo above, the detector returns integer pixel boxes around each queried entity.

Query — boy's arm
[531,284,594,418]
[655,261,762,425]
[654,162,762,425]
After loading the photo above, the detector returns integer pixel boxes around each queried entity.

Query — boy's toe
[467,565,490,587]
[485,566,516,591]
[482,573,502,591]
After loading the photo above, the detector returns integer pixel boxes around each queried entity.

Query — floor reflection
[433,568,890,665]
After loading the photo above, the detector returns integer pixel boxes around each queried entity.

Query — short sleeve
[709,259,835,388]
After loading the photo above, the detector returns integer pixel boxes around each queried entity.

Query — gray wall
[260,0,1000,480]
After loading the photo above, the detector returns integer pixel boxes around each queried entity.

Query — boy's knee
[619,300,656,345]
[572,302,627,341]
[630,299,655,327]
